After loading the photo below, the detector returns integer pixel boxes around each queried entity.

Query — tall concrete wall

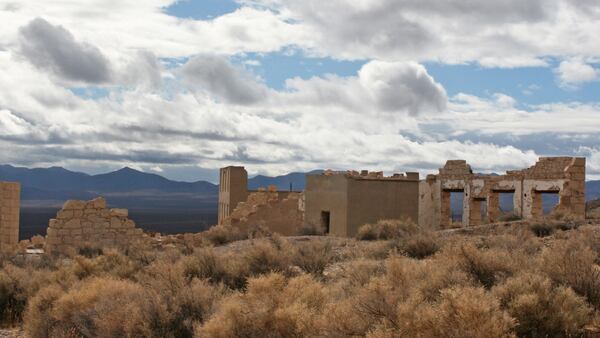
[347,178,419,237]
[305,170,420,237]
[218,166,249,224]
[0,182,20,249]
[305,174,349,236]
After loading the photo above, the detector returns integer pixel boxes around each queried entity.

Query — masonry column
[0,182,20,249]
[218,166,249,225]
[487,192,500,223]
[440,191,451,228]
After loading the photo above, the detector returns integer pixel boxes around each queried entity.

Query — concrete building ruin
[0,182,20,249]
[419,157,586,228]
[218,166,304,236]
[220,157,587,236]
[305,170,420,237]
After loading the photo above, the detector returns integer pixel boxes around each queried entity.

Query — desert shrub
[0,264,54,326]
[77,244,103,258]
[329,259,385,290]
[25,275,223,338]
[23,284,63,338]
[0,266,27,325]
[540,239,600,309]
[246,224,272,239]
[529,222,558,237]
[452,243,517,289]
[243,239,292,276]
[498,212,522,222]
[493,273,592,337]
[292,240,333,275]
[397,232,440,259]
[197,273,327,337]
[26,277,153,338]
[393,286,515,337]
[356,219,419,241]
[298,223,326,236]
[202,225,245,246]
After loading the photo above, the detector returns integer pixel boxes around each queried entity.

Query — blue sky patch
[69,87,110,100]
[426,60,600,106]
[164,0,240,20]
[232,51,367,90]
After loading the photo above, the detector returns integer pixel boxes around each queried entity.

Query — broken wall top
[320,169,419,181]
[434,157,585,181]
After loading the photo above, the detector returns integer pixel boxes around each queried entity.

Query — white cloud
[244,0,600,67]
[180,55,268,104]
[2,0,600,179]
[556,58,599,88]
[18,18,112,84]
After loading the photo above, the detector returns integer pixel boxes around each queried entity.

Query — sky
[1,0,600,182]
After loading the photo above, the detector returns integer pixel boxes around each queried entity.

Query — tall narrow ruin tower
[218,166,249,224]
[0,182,20,249]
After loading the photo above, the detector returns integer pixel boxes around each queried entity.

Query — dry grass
[4,219,600,337]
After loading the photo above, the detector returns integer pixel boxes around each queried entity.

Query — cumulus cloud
[556,58,599,88]
[18,18,112,83]
[359,61,447,115]
[180,55,268,104]
[241,0,600,67]
[280,61,447,116]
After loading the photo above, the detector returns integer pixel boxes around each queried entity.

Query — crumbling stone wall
[46,197,144,254]
[0,182,20,249]
[220,186,304,236]
[419,157,586,228]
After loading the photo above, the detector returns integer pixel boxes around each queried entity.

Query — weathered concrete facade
[218,167,304,235]
[218,166,249,224]
[46,197,144,254]
[0,182,20,249]
[418,157,586,228]
[305,170,420,237]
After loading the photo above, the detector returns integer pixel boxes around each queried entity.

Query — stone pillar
[468,198,482,226]
[440,190,451,228]
[531,191,543,218]
[0,182,20,249]
[218,166,249,225]
[487,192,500,223]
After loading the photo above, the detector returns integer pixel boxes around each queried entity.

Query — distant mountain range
[1,164,599,206]
[0,165,321,209]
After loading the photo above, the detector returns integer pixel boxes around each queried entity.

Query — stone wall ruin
[218,166,304,235]
[418,157,586,228]
[46,197,144,254]
[0,182,20,249]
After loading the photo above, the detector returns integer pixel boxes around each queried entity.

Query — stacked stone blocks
[0,182,20,249]
[46,197,143,254]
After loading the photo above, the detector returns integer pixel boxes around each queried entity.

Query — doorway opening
[320,211,330,234]
[450,191,464,225]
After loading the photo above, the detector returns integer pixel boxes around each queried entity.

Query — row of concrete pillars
[441,189,560,228]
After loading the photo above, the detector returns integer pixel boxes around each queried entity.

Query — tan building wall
[218,166,249,224]
[0,182,20,249]
[305,170,420,237]
[419,157,586,228]
[46,197,144,254]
